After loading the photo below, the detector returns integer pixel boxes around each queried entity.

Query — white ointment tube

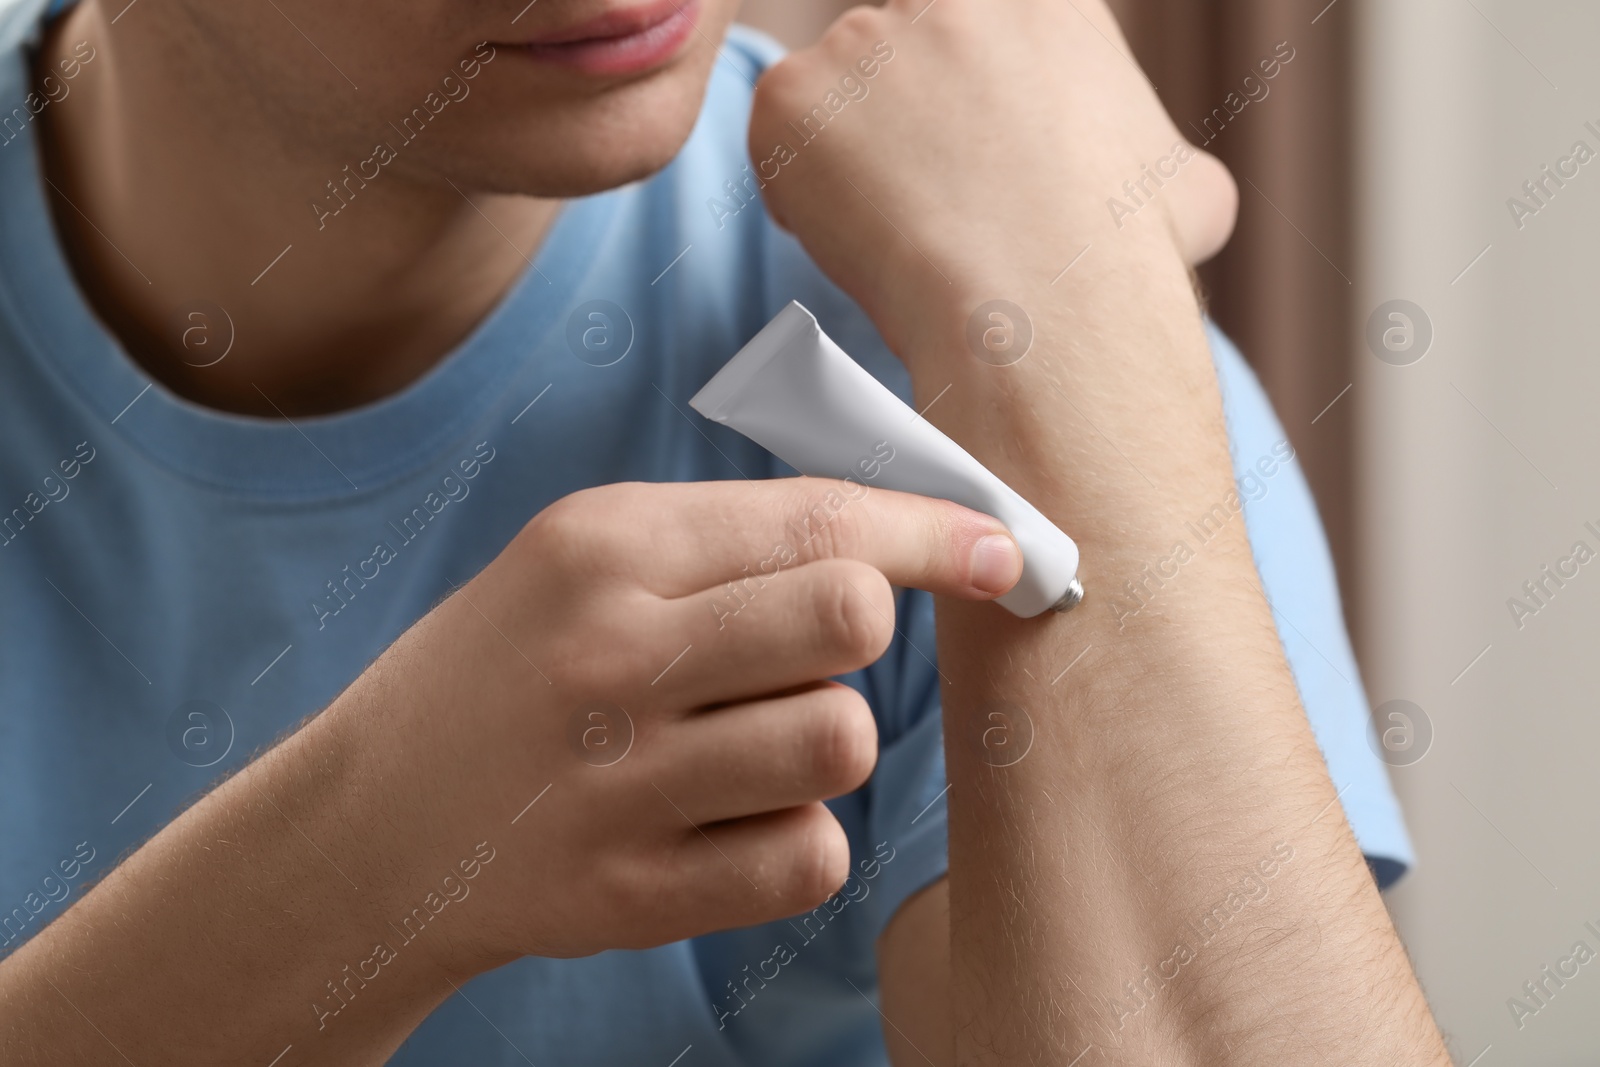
[690,301,1083,618]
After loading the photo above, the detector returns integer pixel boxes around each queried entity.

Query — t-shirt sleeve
[1209,322,1414,886]
[857,587,953,941]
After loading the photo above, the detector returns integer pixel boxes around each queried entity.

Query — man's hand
[346,478,1021,965]
[749,0,1238,362]
[0,478,1022,1065]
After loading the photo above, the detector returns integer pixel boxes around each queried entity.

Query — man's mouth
[499,0,700,77]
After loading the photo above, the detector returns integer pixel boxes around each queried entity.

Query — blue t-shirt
[0,8,1411,1065]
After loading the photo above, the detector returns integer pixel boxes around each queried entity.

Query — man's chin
[435,135,696,200]
[434,67,716,198]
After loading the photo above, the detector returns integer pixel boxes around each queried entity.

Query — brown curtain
[738,0,1362,625]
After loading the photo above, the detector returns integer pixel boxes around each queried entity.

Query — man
[0,0,1447,1062]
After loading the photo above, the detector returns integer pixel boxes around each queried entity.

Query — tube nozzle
[1051,578,1085,613]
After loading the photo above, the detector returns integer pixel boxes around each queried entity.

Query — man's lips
[500,0,700,76]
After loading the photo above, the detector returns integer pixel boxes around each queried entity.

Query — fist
[748,0,1237,329]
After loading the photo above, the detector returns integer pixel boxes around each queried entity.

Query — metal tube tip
[1051,577,1085,613]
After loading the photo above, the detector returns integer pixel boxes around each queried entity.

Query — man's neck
[34,2,560,417]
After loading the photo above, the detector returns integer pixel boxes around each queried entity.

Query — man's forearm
[0,707,452,1065]
[907,232,1446,1062]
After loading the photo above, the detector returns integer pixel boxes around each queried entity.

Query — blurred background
[736,1,1597,1062]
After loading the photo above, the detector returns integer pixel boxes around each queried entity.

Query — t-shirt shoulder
[0,0,53,60]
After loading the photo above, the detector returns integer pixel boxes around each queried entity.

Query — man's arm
[755,2,1448,1061]
[939,309,1438,1060]
[0,708,452,1066]
[879,880,951,1065]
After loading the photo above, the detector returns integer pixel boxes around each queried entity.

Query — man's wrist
[872,202,1194,369]
[879,225,1231,554]
[314,688,506,987]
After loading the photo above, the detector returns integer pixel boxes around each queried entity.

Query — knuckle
[752,55,812,124]
[604,841,711,950]
[563,599,667,694]
[809,686,878,793]
[1208,156,1241,237]
[1176,151,1239,263]
[787,478,865,564]
[588,848,650,935]
[552,634,612,695]
[827,5,886,44]
[789,807,850,909]
[522,490,595,553]
[814,564,892,662]
[520,484,641,573]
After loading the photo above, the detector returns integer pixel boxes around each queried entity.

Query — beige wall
[1360,0,1600,1062]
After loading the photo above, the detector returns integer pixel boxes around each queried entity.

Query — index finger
[612,477,1022,601]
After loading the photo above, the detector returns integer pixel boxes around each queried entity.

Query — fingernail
[969,534,1023,596]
